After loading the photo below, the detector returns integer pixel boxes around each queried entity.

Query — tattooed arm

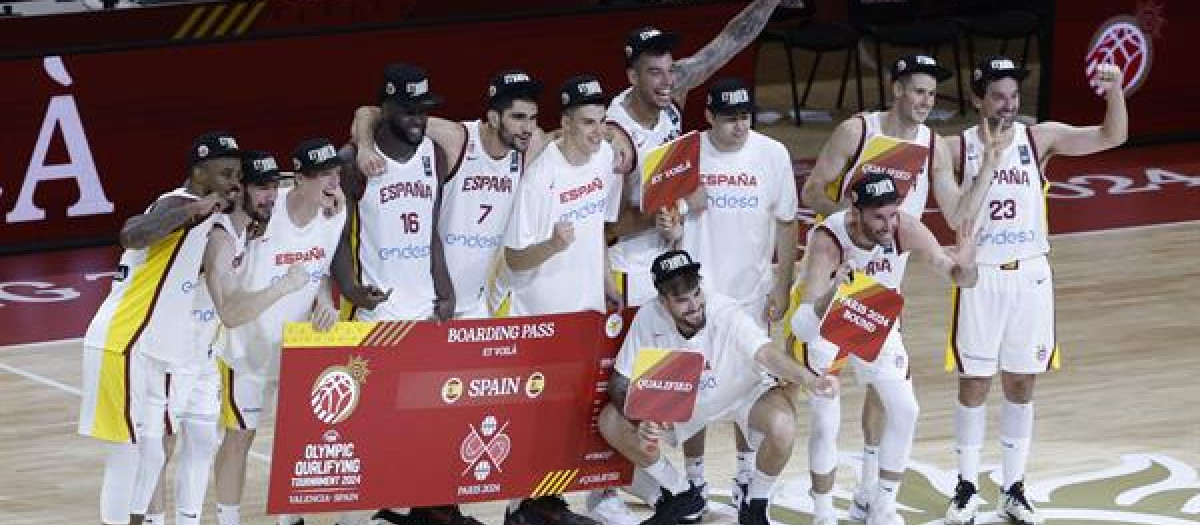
[119,194,222,250]
[670,0,782,104]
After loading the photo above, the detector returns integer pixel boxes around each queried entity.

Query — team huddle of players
[76,1,1129,525]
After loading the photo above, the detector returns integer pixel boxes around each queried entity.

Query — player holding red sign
[790,173,981,525]
[600,250,837,525]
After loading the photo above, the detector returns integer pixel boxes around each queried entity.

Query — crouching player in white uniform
[791,173,981,525]
[213,139,347,525]
[599,250,838,525]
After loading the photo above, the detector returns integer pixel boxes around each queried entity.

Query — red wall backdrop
[1046,0,1197,141]
[0,2,753,253]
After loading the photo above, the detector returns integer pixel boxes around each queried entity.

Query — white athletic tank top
[814,210,910,339]
[835,111,934,218]
[189,213,245,371]
[229,186,345,378]
[606,87,683,303]
[353,138,440,321]
[440,120,522,315]
[84,187,217,365]
[959,122,1050,264]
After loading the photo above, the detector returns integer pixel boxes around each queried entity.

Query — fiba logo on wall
[1084,0,1166,97]
[309,355,370,424]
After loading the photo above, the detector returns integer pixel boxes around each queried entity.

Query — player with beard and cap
[598,249,837,525]
[791,172,982,525]
[214,138,348,525]
[350,68,547,319]
[790,53,999,522]
[942,56,1126,525]
[79,131,241,525]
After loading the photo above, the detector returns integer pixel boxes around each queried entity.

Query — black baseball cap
[241,150,282,186]
[625,26,680,65]
[890,54,953,83]
[651,250,702,286]
[381,63,443,108]
[487,69,543,105]
[291,138,344,174]
[706,77,756,115]
[851,172,901,209]
[190,131,242,167]
[560,74,608,110]
[971,55,1028,96]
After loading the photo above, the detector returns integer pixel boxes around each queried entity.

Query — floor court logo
[709,453,1200,525]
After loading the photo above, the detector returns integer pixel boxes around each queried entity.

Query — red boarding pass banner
[624,348,705,423]
[640,131,701,212]
[267,310,636,514]
[818,272,904,374]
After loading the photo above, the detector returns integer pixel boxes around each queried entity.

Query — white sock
[176,419,219,525]
[507,499,524,513]
[684,456,705,487]
[877,479,900,506]
[144,513,165,525]
[861,445,880,487]
[747,469,776,500]
[644,456,688,494]
[131,435,166,515]
[629,468,663,505]
[735,451,754,485]
[955,402,987,485]
[811,490,834,515]
[216,503,240,525]
[101,442,139,525]
[1001,400,1034,490]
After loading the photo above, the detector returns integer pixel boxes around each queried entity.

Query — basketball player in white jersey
[349,69,547,320]
[942,56,1127,525]
[213,138,347,525]
[599,250,837,525]
[78,132,241,525]
[795,54,996,521]
[791,173,981,525]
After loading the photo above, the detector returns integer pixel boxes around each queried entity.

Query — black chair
[956,10,1041,73]
[849,0,966,115]
[761,2,865,125]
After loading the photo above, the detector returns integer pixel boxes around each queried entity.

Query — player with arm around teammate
[791,173,981,525]
[598,249,837,525]
[942,56,1127,525]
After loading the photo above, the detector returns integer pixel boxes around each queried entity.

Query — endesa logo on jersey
[378,243,432,261]
[978,228,1039,246]
[444,232,502,249]
[706,192,760,210]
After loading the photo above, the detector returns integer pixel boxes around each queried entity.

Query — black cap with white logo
[241,150,282,186]
[706,77,756,115]
[971,55,1028,95]
[291,138,344,174]
[487,69,543,105]
[190,131,242,167]
[651,249,702,286]
[890,54,953,82]
[381,63,443,108]
[851,172,901,209]
[625,26,680,65]
[560,74,608,110]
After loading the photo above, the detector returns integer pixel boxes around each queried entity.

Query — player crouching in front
[598,250,838,525]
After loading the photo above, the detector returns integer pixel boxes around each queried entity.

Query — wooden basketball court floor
[2,220,1197,525]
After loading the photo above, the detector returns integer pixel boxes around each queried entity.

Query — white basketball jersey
[606,87,683,305]
[814,210,910,341]
[839,111,934,218]
[960,122,1050,264]
[440,120,523,315]
[353,138,440,321]
[84,188,216,365]
[683,131,797,305]
[188,213,246,372]
[229,186,345,378]
[503,141,620,316]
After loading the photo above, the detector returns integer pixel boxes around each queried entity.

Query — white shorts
[801,334,909,384]
[666,382,775,448]
[947,255,1057,376]
[79,344,149,443]
[167,361,221,427]
[218,359,275,431]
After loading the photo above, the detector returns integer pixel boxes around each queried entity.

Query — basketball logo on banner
[309,355,370,424]
[460,415,512,481]
[1085,1,1166,97]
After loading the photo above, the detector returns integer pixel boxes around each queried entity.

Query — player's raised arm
[898,213,979,288]
[671,0,783,101]
[1032,64,1128,160]
[930,116,1003,231]
[119,194,222,250]
[202,225,306,327]
[788,228,847,344]
[803,117,865,217]
[351,106,468,178]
